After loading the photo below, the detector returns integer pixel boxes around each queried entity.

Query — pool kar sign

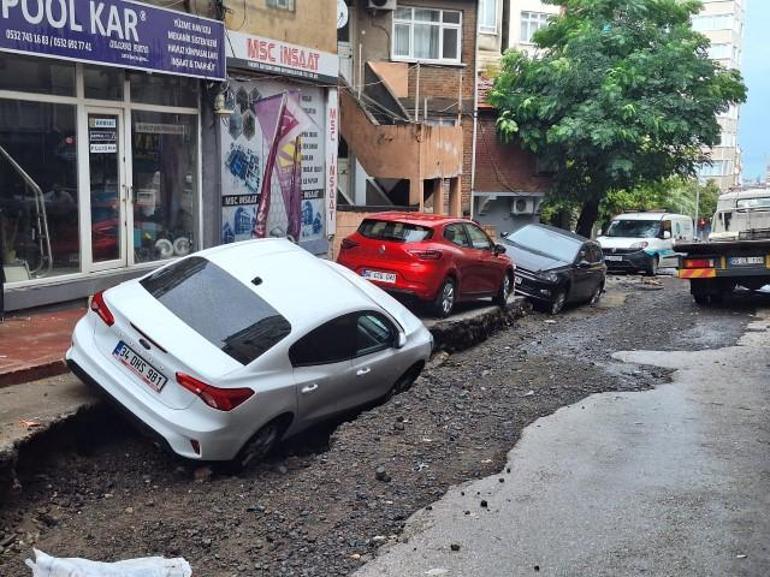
[0,0,225,80]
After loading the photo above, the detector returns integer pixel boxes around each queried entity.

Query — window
[359,219,433,242]
[393,7,462,63]
[84,66,124,100]
[691,13,734,32]
[0,99,79,280]
[0,53,74,96]
[289,315,355,366]
[464,224,493,250]
[356,313,395,357]
[698,161,726,178]
[266,0,295,11]
[520,11,550,44]
[479,0,498,33]
[128,72,199,108]
[141,257,292,365]
[708,43,732,60]
[444,223,471,247]
[132,111,198,264]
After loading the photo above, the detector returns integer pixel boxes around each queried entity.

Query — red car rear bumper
[337,257,441,302]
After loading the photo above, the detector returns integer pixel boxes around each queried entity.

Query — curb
[0,359,70,389]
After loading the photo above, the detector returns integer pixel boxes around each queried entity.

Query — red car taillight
[341,238,359,250]
[176,372,254,412]
[407,249,443,261]
[90,290,115,326]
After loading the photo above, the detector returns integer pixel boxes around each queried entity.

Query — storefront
[220,32,338,256]
[0,0,224,311]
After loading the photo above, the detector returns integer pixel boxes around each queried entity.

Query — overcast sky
[738,0,770,182]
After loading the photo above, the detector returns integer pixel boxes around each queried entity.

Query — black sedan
[500,224,607,314]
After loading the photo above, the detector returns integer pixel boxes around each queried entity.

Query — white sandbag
[25,549,192,577]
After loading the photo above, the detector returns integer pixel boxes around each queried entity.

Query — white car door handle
[356,367,371,376]
[301,384,318,394]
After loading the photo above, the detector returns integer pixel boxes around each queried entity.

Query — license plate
[113,341,168,392]
[362,270,397,284]
[515,276,523,285]
[605,255,623,262]
[729,256,764,266]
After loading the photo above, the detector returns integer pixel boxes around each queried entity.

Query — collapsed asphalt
[0,276,757,577]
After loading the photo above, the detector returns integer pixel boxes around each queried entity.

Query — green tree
[490,0,747,237]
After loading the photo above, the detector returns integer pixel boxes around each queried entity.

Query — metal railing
[0,143,53,277]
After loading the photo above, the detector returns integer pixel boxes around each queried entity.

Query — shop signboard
[0,0,225,80]
[221,79,327,247]
[226,31,339,85]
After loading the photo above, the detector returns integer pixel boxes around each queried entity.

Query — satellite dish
[337,0,349,29]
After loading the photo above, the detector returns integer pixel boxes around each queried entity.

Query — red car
[337,212,515,317]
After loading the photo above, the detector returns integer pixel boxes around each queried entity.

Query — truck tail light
[176,373,254,412]
[682,258,715,269]
[90,291,115,326]
[408,249,442,261]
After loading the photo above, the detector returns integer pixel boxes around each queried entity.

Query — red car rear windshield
[359,219,433,243]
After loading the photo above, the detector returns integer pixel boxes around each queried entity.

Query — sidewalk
[0,304,85,387]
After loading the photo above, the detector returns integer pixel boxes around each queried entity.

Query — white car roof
[199,239,378,331]
[611,213,689,221]
[719,188,769,200]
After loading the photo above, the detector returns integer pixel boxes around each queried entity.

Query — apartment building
[693,0,745,191]
[473,0,557,234]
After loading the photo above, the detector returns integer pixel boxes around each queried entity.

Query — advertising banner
[226,31,339,84]
[221,79,326,247]
[0,0,225,80]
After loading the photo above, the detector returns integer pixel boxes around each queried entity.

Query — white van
[597,212,694,275]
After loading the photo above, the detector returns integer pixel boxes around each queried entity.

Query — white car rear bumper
[66,317,249,461]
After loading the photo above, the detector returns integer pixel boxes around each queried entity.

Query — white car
[66,239,432,466]
[597,212,694,275]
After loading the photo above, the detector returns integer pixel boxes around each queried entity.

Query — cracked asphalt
[0,276,764,577]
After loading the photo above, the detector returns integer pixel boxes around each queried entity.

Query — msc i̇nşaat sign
[227,31,339,85]
[0,0,225,80]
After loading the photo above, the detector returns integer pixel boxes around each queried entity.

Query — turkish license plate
[729,256,764,266]
[362,269,397,284]
[113,341,168,392]
[515,275,523,285]
[605,255,623,262]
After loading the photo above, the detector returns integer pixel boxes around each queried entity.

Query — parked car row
[66,210,685,468]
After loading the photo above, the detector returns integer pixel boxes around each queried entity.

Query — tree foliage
[489,0,747,236]
[600,178,720,222]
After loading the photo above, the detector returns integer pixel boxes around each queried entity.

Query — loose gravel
[0,276,756,577]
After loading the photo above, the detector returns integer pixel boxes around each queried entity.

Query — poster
[221,79,326,244]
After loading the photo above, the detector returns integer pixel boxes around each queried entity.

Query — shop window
[128,72,199,108]
[0,53,75,96]
[0,100,79,281]
[84,66,124,101]
[131,112,198,264]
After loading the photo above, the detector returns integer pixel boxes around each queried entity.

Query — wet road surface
[353,311,770,577]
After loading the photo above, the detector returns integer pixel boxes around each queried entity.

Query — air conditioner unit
[510,197,535,215]
[368,0,397,10]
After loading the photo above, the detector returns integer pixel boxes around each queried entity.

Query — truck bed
[675,239,770,255]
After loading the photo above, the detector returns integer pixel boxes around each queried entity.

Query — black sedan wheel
[493,272,512,306]
[589,283,603,305]
[550,289,567,315]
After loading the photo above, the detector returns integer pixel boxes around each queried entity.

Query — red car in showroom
[337,212,514,317]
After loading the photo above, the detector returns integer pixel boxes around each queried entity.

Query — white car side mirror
[662,230,672,240]
[396,332,407,349]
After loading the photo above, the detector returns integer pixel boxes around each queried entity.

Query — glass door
[86,108,127,270]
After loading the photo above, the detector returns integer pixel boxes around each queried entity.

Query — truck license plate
[729,256,764,266]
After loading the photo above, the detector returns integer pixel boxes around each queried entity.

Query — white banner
[325,88,339,237]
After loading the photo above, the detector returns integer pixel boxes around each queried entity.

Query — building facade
[694,0,745,191]
[472,0,556,234]
[336,0,475,224]
[0,0,339,313]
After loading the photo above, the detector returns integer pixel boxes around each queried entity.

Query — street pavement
[354,311,770,577]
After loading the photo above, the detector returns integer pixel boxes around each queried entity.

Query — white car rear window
[140,257,291,365]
